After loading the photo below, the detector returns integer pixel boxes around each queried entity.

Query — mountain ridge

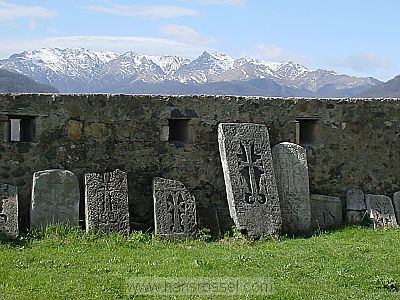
[0,47,382,96]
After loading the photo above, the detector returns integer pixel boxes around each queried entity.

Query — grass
[0,225,399,299]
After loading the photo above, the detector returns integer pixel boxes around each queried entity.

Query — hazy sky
[0,0,398,81]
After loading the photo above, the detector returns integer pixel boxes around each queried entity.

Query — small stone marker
[153,177,197,239]
[346,188,366,224]
[31,169,79,229]
[393,192,400,224]
[218,123,281,238]
[85,169,130,234]
[310,194,342,231]
[365,194,397,228]
[0,184,18,238]
[272,142,311,235]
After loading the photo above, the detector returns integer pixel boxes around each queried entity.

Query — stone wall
[0,94,399,231]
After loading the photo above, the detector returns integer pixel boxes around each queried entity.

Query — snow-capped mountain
[0,47,381,96]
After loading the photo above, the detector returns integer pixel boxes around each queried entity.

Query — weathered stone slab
[346,188,366,224]
[272,142,311,235]
[218,123,281,238]
[0,184,18,238]
[365,194,397,228]
[310,194,342,230]
[197,207,221,239]
[85,169,130,234]
[153,177,197,239]
[31,169,79,229]
[346,188,366,211]
[393,192,400,224]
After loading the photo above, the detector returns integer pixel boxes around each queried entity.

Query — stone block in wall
[345,188,366,225]
[0,184,18,238]
[310,194,342,231]
[393,192,400,224]
[31,169,79,229]
[153,177,197,239]
[365,194,397,229]
[85,169,130,234]
[218,123,281,239]
[272,142,311,235]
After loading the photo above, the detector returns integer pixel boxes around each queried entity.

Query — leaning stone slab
[85,169,130,234]
[272,142,311,235]
[153,177,197,239]
[310,194,342,231]
[31,169,79,229]
[0,184,18,238]
[393,192,400,224]
[365,194,397,229]
[346,188,366,224]
[218,123,281,239]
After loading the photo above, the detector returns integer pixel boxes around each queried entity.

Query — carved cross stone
[153,177,197,239]
[218,123,281,239]
[365,194,397,228]
[272,142,311,235]
[85,169,130,234]
[31,169,79,229]
[0,184,18,238]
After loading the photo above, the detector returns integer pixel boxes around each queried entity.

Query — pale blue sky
[0,0,398,81]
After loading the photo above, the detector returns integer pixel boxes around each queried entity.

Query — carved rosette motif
[153,177,197,238]
[85,169,130,234]
[218,123,281,238]
[272,142,311,235]
[0,184,18,238]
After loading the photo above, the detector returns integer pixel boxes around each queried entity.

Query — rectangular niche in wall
[8,116,36,142]
[296,118,319,146]
[168,119,190,146]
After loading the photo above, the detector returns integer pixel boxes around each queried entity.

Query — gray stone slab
[85,169,130,234]
[347,210,367,224]
[218,123,281,238]
[272,142,311,235]
[153,177,197,239]
[0,184,18,238]
[346,188,366,225]
[393,192,400,224]
[346,188,366,211]
[31,169,79,229]
[365,194,397,228]
[310,194,342,231]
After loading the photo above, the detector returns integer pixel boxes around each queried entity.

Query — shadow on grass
[0,233,30,248]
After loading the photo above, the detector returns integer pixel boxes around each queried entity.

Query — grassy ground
[0,226,399,299]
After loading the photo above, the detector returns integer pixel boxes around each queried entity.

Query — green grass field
[0,226,399,299]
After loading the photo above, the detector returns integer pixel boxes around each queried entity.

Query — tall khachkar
[272,142,311,235]
[153,177,197,239]
[31,169,80,229]
[218,123,281,239]
[0,184,18,238]
[85,169,130,234]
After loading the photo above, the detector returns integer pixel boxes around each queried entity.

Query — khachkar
[85,169,130,234]
[272,142,311,235]
[218,123,281,238]
[0,184,18,238]
[153,177,197,239]
[365,194,397,228]
[31,169,79,229]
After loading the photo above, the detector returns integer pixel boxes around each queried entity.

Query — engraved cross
[238,141,265,204]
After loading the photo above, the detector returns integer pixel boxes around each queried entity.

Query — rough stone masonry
[0,94,400,231]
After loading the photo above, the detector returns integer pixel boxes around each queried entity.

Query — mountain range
[0,47,387,96]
